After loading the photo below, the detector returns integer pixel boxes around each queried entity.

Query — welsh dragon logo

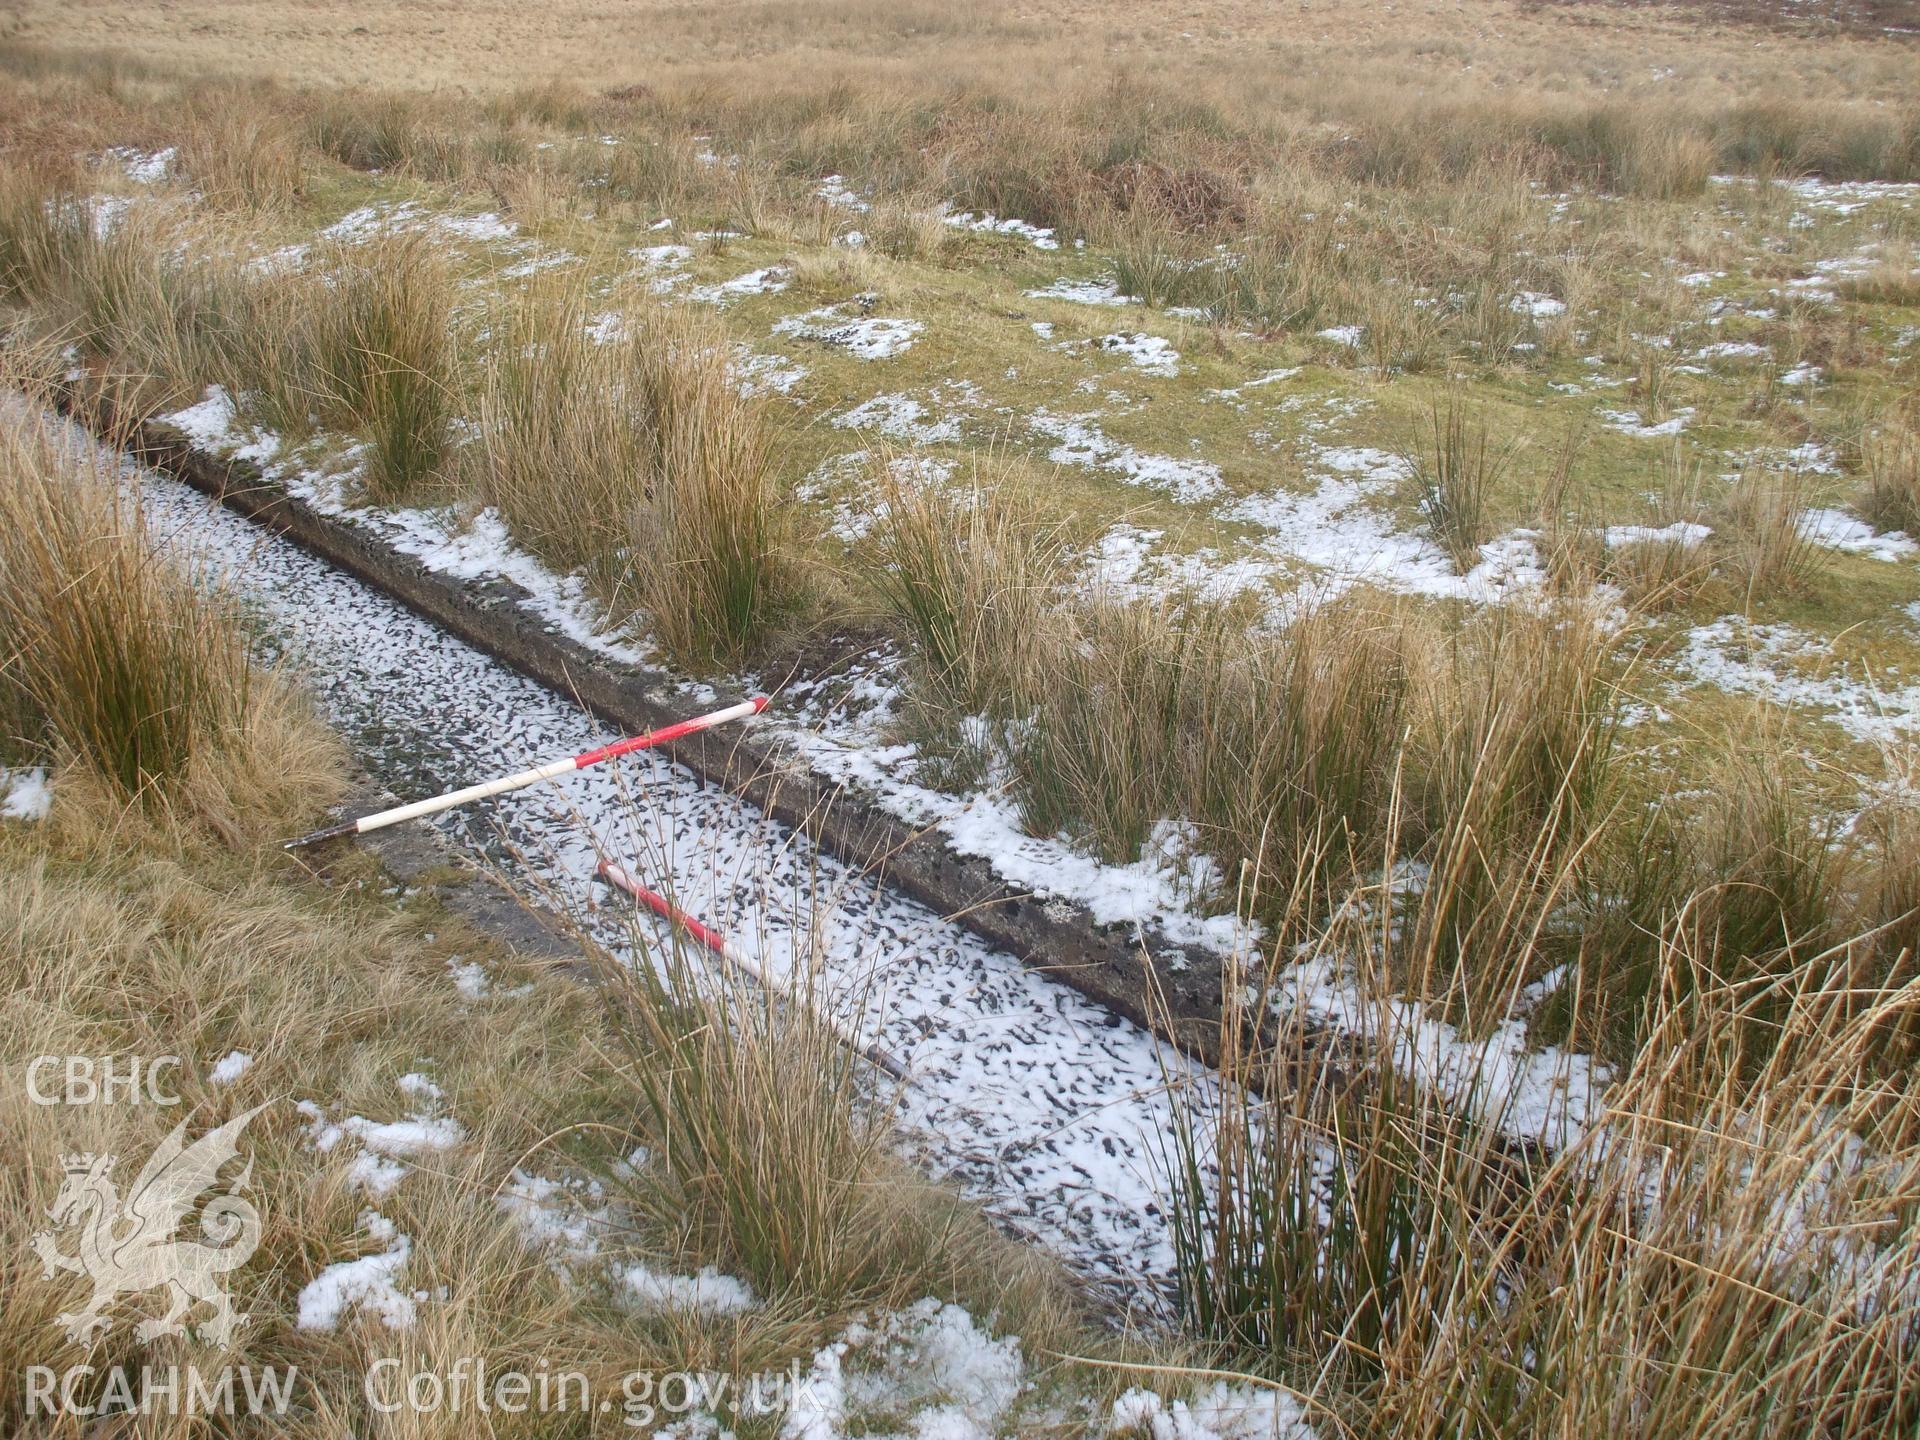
[30,1106,265,1346]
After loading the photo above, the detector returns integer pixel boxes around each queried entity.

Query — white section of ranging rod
[282,696,767,847]
[597,858,912,1084]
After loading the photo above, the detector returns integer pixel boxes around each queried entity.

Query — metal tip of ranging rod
[280,819,358,851]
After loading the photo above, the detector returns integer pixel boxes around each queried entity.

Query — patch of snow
[585,310,630,345]
[797,450,956,544]
[782,1343,845,1440]
[1695,340,1769,361]
[1775,441,1840,474]
[618,1262,759,1316]
[631,242,694,268]
[447,956,490,998]
[1604,520,1712,549]
[1676,618,1920,744]
[774,306,923,360]
[834,393,961,444]
[1781,361,1823,387]
[498,1170,609,1268]
[77,193,135,239]
[1510,291,1566,318]
[1221,446,1546,606]
[1599,407,1693,437]
[248,242,310,276]
[1244,367,1301,389]
[1272,953,1608,1149]
[1096,333,1180,376]
[497,249,579,279]
[945,211,1059,250]
[845,1299,1027,1436]
[1783,177,1920,216]
[436,211,517,242]
[1798,508,1917,561]
[108,146,175,184]
[297,500,651,667]
[340,1114,465,1157]
[816,175,870,212]
[319,201,420,242]
[730,346,808,398]
[208,1051,253,1085]
[1109,1382,1315,1440]
[793,718,1255,955]
[320,202,517,246]
[1317,325,1364,347]
[1,768,52,822]
[346,1152,409,1199]
[690,265,791,304]
[1025,276,1137,307]
[296,1210,415,1331]
[1029,410,1223,502]
[160,386,238,448]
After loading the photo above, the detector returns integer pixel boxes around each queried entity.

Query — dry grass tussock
[1166,874,1920,1435]
[867,460,1916,1063]
[0,367,340,841]
[591,900,1090,1341]
[861,460,1920,1432]
[1858,425,1920,537]
[472,275,788,666]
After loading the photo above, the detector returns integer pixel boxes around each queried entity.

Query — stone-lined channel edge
[111,410,1239,1068]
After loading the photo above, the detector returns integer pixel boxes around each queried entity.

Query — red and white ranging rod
[595,857,911,1084]
[282,696,768,849]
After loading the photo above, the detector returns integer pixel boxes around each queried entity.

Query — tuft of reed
[1858,427,1920,537]
[589,869,1082,1344]
[1396,395,1514,572]
[865,451,1064,715]
[307,89,436,173]
[0,390,247,800]
[471,273,656,587]
[596,903,908,1305]
[179,88,306,210]
[0,161,93,305]
[1604,445,1715,612]
[473,280,785,666]
[1164,741,1920,1435]
[297,236,458,502]
[1628,341,1677,426]
[863,193,963,263]
[1713,463,1830,603]
[624,303,784,667]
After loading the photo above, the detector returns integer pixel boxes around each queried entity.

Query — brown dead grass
[4,0,1914,107]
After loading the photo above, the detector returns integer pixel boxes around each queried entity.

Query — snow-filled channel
[101,427,1198,1316]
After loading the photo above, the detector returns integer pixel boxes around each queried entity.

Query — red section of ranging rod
[572,695,769,767]
[595,858,911,1084]
[281,696,769,849]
